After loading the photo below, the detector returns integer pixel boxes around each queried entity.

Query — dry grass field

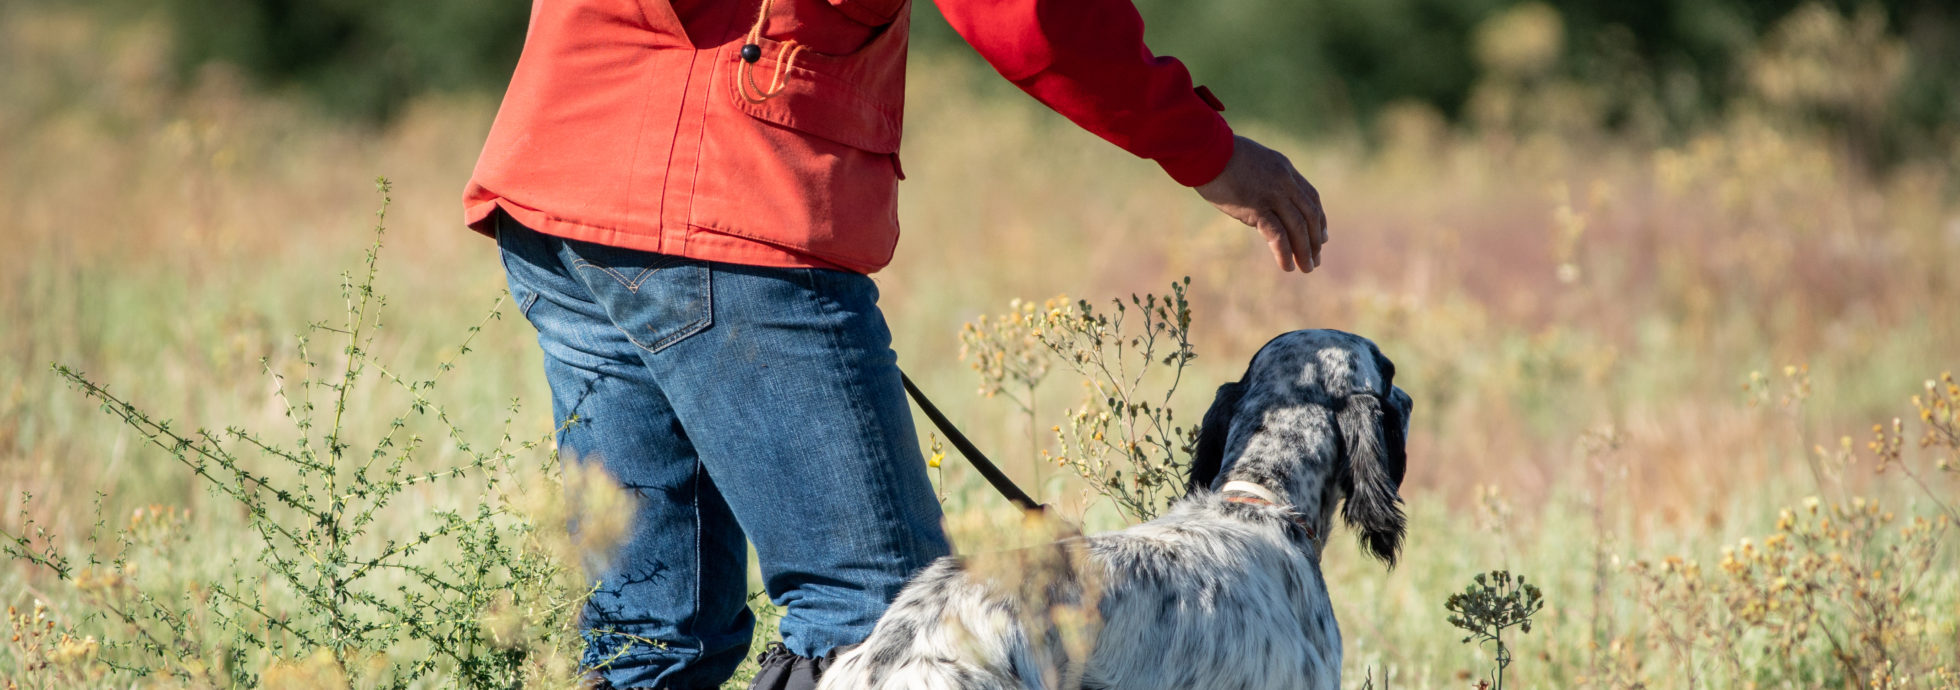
[3,3,1957,688]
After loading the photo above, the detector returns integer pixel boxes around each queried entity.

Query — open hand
[1195,135,1328,273]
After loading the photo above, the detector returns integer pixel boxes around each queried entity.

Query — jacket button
[741,44,762,63]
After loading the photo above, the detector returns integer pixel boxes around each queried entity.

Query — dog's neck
[1215,474,1324,548]
[1214,447,1339,546]
[1218,480,1321,541]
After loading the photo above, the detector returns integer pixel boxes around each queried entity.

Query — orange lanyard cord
[738,0,805,103]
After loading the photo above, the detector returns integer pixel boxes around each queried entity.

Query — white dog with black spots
[817,329,1414,690]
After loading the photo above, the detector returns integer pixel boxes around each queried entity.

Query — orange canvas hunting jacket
[464,0,1235,274]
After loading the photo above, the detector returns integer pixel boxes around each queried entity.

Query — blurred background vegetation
[32,0,1960,165]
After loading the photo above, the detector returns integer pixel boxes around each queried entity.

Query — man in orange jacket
[469,0,1328,687]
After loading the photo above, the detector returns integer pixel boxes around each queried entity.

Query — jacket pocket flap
[727,39,903,155]
[828,0,905,26]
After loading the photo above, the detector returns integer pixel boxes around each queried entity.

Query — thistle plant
[1,179,610,688]
[1445,570,1545,690]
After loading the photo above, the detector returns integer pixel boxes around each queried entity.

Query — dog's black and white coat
[816,329,1413,690]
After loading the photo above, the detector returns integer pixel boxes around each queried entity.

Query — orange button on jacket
[465,0,1235,274]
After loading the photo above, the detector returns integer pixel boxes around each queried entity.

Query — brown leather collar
[1222,493,1319,541]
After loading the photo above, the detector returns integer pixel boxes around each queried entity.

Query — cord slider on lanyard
[738,0,806,103]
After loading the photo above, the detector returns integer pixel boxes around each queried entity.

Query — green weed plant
[1445,570,1545,690]
[959,281,1200,522]
[3,181,617,688]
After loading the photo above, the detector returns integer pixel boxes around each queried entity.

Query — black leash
[898,371,1046,513]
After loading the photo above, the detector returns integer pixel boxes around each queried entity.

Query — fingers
[1278,202,1316,272]
[1254,187,1318,274]
[1282,171,1327,273]
[1293,172,1327,247]
[1290,186,1324,269]
[1199,135,1331,275]
[1257,213,1296,272]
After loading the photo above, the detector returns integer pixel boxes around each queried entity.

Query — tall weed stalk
[3,180,608,688]
[960,280,1200,522]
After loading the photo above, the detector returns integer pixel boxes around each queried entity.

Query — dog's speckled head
[1187,329,1412,565]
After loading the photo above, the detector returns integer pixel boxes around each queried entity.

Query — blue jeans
[495,214,950,689]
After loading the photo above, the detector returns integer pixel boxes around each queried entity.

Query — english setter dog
[817,329,1412,690]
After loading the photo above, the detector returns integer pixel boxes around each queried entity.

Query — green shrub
[2,180,611,688]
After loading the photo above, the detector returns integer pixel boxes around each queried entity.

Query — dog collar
[1219,481,1318,541]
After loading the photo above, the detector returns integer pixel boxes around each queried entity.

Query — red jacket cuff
[1159,113,1235,187]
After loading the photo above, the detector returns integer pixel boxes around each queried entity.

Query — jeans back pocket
[567,243,714,355]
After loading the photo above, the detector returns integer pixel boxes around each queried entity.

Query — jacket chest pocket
[728,37,903,155]
[827,0,904,26]
[684,0,910,271]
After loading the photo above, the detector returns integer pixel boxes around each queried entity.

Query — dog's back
[821,558,1069,690]
[820,501,1343,690]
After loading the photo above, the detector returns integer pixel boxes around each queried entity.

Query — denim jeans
[494,214,950,689]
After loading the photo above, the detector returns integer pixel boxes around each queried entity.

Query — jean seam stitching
[566,257,710,356]
[690,457,708,665]
[802,269,908,649]
[641,265,713,354]
[572,258,662,293]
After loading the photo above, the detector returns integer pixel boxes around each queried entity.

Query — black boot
[747,642,852,690]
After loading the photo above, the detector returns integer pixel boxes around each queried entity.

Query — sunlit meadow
[3,2,1956,687]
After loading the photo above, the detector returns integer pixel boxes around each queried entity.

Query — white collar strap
[1219,480,1285,506]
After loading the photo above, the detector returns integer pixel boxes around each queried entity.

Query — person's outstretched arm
[937,0,1329,272]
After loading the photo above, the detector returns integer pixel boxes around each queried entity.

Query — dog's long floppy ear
[1338,385,1412,566]
[1186,381,1246,494]
[1384,386,1412,487]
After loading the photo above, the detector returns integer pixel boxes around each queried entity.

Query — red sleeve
[935,0,1236,186]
